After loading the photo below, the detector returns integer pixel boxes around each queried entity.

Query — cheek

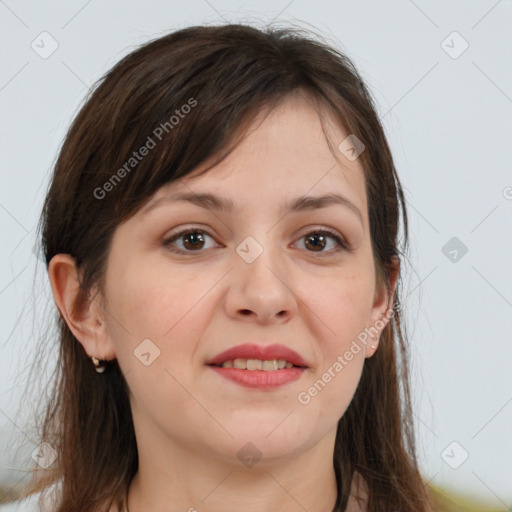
[318,354,365,423]
[306,272,372,416]
[103,261,216,421]
[105,258,220,374]
[107,256,202,334]
[309,269,374,346]
[297,344,366,431]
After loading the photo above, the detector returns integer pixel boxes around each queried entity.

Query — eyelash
[162,226,349,257]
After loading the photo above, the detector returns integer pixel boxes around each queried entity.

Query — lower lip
[207,365,306,389]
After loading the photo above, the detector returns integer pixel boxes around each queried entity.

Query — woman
[6,23,437,512]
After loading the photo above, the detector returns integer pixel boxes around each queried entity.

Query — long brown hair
[23,23,436,511]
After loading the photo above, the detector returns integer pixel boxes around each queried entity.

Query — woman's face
[98,94,394,465]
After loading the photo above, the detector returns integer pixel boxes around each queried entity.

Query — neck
[126,427,339,512]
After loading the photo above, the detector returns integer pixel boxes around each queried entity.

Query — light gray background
[1,0,511,507]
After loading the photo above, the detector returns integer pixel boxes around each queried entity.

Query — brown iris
[182,232,206,250]
[304,233,327,252]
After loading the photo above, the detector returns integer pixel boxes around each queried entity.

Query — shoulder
[346,470,369,512]
[0,493,40,512]
[0,480,61,512]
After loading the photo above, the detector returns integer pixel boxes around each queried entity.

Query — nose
[224,240,298,324]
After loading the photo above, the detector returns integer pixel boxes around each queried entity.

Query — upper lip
[206,343,309,367]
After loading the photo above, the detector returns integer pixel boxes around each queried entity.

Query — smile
[212,358,298,370]
[207,363,307,389]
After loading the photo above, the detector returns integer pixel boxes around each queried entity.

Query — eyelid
[162,224,350,255]
[162,225,220,251]
[293,226,350,255]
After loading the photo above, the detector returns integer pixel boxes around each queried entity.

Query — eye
[294,228,348,255]
[163,228,218,253]
[162,227,348,255]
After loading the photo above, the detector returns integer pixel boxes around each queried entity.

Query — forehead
[147,93,368,222]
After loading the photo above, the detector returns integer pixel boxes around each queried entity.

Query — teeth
[233,359,245,369]
[221,359,295,370]
[262,360,277,371]
[247,359,262,370]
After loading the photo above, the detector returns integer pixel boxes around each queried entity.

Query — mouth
[206,362,307,390]
[205,343,309,389]
[208,359,306,371]
[205,342,309,368]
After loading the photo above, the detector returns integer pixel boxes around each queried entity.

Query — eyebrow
[142,191,363,224]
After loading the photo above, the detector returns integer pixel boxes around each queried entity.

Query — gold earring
[91,356,106,373]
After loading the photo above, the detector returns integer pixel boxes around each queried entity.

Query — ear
[365,255,400,358]
[48,254,116,361]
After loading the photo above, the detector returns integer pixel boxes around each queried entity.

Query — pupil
[306,234,325,251]
[184,232,204,249]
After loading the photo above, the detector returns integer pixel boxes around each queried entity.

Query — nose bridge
[228,230,296,321]
[235,231,282,285]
